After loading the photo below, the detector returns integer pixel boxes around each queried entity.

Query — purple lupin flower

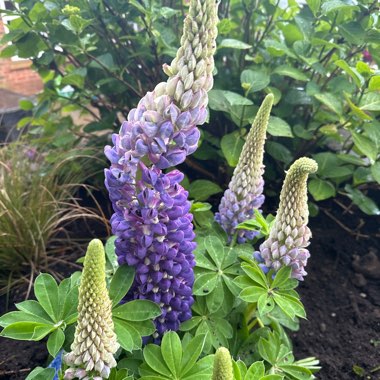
[254,158,318,280]
[108,164,196,337]
[104,0,219,336]
[215,94,273,243]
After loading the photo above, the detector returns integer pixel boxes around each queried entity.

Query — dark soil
[293,210,380,380]
[0,198,379,379]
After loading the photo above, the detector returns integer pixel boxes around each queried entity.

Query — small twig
[0,368,31,376]
[322,209,370,239]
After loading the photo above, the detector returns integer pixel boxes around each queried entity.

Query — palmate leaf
[0,272,80,345]
[236,260,305,322]
[194,235,243,313]
[140,332,213,379]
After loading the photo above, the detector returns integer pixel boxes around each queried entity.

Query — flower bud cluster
[254,158,318,280]
[215,94,273,243]
[104,0,218,336]
[64,240,119,379]
[108,164,195,335]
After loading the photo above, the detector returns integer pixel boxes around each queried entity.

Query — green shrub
[1,0,379,215]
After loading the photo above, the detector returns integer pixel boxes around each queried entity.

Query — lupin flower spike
[104,0,219,174]
[64,239,119,380]
[215,94,274,243]
[255,157,318,280]
[212,347,234,380]
[104,0,219,338]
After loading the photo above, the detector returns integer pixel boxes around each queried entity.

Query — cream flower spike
[255,157,318,280]
[64,239,119,379]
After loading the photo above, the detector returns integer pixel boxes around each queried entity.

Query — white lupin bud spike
[277,157,318,228]
[64,239,119,379]
[230,93,274,198]
[164,0,219,110]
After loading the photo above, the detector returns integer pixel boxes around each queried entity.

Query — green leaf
[0,322,54,340]
[113,300,161,321]
[204,235,225,268]
[0,311,51,327]
[258,336,277,365]
[105,235,118,270]
[34,274,59,322]
[25,367,55,380]
[271,266,292,289]
[221,131,245,167]
[279,364,312,380]
[15,300,52,324]
[181,334,206,376]
[241,262,269,288]
[321,0,358,14]
[352,132,377,164]
[219,39,252,50]
[306,0,321,15]
[314,93,342,115]
[208,90,253,113]
[109,265,135,306]
[244,361,265,380]
[273,293,306,320]
[239,286,267,303]
[344,93,372,121]
[308,178,336,201]
[189,180,222,201]
[19,100,34,111]
[266,142,292,164]
[161,332,182,376]
[193,273,218,295]
[344,185,380,215]
[143,344,172,377]
[335,60,364,88]
[206,280,224,313]
[258,294,275,315]
[368,76,380,92]
[273,66,308,81]
[371,162,380,184]
[241,69,270,93]
[339,22,366,45]
[360,93,380,111]
[260,375,284,380]
[47,328,65,357]
[113,319,134,352]
[267,117,294,138]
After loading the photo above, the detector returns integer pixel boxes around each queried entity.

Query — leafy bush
[2,0,379,216]
[0,143,104,295]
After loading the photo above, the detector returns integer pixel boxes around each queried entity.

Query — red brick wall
[0,18,43,96]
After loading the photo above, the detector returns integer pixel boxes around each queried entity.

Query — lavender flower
[108,164,196,337]
[215,94,273,243]
[104,0,218,337]
[254,157,318,280]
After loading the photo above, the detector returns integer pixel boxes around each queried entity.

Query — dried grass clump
[0,143,108,297]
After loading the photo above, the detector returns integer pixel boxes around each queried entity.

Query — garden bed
[0,205,379,380]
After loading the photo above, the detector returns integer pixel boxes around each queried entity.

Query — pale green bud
[212,347,234,380]
[230,94,274,199]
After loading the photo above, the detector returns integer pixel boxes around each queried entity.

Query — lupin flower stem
[212,347,234,380]
[104,0,219,337]
[255,157,318,280]
[64,240,119,379]
[215,94,274,243]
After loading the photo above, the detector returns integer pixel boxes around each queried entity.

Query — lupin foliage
[64,239,119,379]
[1,2,323,380]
